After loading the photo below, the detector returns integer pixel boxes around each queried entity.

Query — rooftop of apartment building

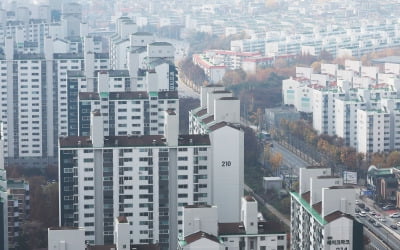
[291,189,355,226]
[86,245,117,250]
[208,122,241,132]
[7,179,28,189]
[218,220,286,235]
[180,231,221,246]
[78,91,178,101]
[59,134,211,148]
[131,244,160,250]
[54,53,84,59]
[49,226,82,231]
[94,70,129,77]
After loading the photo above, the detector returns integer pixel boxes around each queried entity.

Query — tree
[386,151,400,168]
[269,152,283,176]
[263,144,271,169]
[311,61,321,73]
[371,153,385,168]
[274,58,289,68]
[222,69,246,85]
[244,127,261,166]
[319,49,333,61]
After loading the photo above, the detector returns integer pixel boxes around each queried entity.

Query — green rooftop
[290,192,327,225]
[99,92,109,99]
[149,92,158,97]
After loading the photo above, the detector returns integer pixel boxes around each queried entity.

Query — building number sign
[221,161,231,167]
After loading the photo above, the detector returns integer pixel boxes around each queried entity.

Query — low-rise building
[263,177,283,192]
[178,196,287,250]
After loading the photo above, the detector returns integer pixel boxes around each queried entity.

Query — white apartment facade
[0,135,7,250]
[291,167,362,250]
[283,61,400,153]
[188,85,243,223]
[59,111,212,249]
[0,35,106,166]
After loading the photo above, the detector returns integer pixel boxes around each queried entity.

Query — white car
[360,212,367,217]
[379,218,386,222]
[390,213,400,218]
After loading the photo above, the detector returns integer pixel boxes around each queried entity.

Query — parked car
[390,213,400,218]
[379,218,386,222]
[370,211,376,216]
[390,224,398,230]
[368,218,375,223]
[364,207,370,212]
[360,211,367,217]
[358,203,366,209]
[355,208,361,213]
[378,202,386,207]
[373,222,382,227]
[374,213,381,218]
[396,221,400,227]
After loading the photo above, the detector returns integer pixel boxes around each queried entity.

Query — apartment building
[7,179,29,250]
[59,110,212,249]
[192,54,226,83]
[283,61,400,153]
[312,88,346,135]
[290,167,363,250]
[188,85,243,223]
[0,137,7,250]
[0,34,106,166]
[48,220,160,250]
[76,90,179,137]
[178,196,287,250]
[0,3,84,53]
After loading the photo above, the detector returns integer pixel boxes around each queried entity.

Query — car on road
[390,212,400,218]
[368,218,375,223]
[373,222,382,227]
[383,204,396,210]
[374,213,381,218]
[369,211,376,216]
[360,211,367,217]
[379,218,386,222]
[391,224,398,230]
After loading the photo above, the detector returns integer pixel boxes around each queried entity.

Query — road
[357,215,398,249]
[363,227,391,250]
[271,140,309,175]
[178,79,200,98]
[356,195,400,249]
